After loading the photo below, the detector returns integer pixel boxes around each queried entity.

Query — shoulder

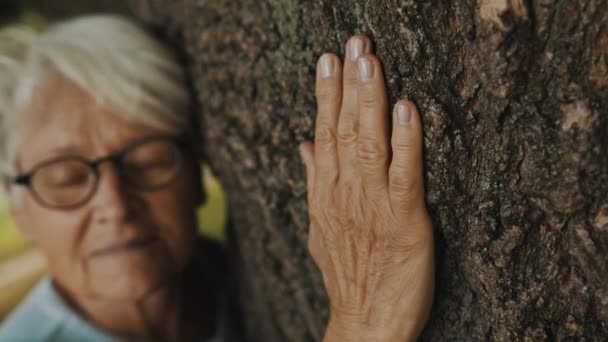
[0,278,63,341]
[0,277,118,342]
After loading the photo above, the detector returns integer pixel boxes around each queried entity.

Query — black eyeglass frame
[8,135,191,210]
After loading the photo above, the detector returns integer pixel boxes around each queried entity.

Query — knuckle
[344,74,359,88]
[392,139,416,154]
[382,230,423,255]
[315,125,337,146]
[389,170,419,194]
[358,138,387,164]
[359,93,379,110]
[337,116,358,143]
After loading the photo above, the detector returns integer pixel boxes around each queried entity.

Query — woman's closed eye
[37,162,92,189]
[122,138,180,172]
[124,158,175,171]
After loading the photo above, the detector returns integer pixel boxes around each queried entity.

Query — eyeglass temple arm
[12,174,30,186]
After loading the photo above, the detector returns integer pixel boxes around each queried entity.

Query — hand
[299,35,435,341]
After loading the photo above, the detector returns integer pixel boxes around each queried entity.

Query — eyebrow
[44,145,86,158]
[21,134,174,172]
[18,144,86,172]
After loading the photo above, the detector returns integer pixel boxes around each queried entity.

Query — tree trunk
[131,1,608,340]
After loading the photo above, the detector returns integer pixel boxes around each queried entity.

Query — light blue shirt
[0,277,223,341]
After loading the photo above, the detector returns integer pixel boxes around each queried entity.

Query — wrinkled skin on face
[11,75,203,304]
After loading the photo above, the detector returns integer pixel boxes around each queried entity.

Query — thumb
[299,141,316,203]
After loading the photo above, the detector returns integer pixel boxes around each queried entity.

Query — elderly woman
[0,15,434,342]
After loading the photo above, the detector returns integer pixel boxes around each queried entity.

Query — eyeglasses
[9,136,189,210]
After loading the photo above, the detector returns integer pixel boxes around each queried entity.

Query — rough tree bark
[130,1,607,340]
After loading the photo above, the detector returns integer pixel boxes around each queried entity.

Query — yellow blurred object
[0,218,26,263]
[197,166,228,241]
[0,192,27,263]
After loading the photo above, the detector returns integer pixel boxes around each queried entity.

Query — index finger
[314,53,342,185]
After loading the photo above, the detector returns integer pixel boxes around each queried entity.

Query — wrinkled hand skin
[299,35,435,342]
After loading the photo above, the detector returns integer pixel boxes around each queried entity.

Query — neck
[53,267,216,341]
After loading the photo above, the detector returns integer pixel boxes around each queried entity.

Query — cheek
[145,188,198,267]
[18,199,88,278]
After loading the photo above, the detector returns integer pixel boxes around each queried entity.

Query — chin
[98,271,173,301]
[86,252,182,302]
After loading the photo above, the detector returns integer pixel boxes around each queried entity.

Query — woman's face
[11,76,202,302]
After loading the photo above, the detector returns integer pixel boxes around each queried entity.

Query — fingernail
[358,57,373,80]
[299,143,312,166]
[397,103,411,125]
[298,144,306,161]
[320,54,333,78]
[349,37,364,61]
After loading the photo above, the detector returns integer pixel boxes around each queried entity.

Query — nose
[91,161,133,224]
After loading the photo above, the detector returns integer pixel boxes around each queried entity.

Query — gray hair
[0,15,192,176]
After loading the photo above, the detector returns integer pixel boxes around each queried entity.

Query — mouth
[90,236,158,258]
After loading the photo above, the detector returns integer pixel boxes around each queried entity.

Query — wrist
[324,315,420,342]
[324,316,368,342]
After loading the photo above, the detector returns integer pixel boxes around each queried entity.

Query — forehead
[17,76,167,170]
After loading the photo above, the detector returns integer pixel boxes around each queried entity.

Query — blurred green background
[0,3,228,319]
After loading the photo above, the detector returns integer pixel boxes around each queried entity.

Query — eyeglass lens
[28,139,182,208]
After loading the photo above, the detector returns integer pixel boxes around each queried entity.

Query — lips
[90,236,158,258]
